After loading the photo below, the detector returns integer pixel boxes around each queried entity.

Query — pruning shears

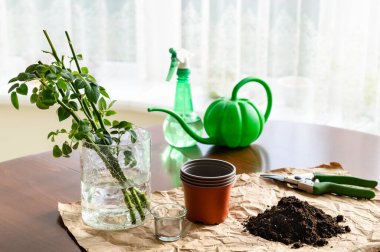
[260,172,378,199]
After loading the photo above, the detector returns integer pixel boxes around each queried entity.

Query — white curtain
[1,0,380,134]
[181,0,380,134]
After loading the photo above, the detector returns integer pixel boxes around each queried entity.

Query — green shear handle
[314,173,378,188]
[313,182,376,199]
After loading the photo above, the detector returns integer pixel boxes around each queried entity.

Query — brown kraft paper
[58,162,380,251]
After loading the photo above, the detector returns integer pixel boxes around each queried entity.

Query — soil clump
[243,196,350,248]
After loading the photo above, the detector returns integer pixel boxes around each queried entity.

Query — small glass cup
[150,203,187,242]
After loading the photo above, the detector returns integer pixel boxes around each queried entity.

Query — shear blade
[260,174,286,182]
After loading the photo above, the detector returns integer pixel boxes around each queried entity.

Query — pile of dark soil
[243,196,350,248]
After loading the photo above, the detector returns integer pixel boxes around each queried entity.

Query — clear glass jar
[80,127,151,230]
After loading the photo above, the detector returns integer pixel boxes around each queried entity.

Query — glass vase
[80,127,151,230]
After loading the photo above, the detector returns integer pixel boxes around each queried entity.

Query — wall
[0,105,164,162]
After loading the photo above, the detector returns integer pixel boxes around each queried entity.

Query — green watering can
[148,77,272,148]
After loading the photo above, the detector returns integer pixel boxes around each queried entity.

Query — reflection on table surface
[160,143,270,188]
[151,120,380,189]
[205,144,269,174]
[161,145,202,187]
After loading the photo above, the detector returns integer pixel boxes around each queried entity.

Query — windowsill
[0,78,289,122]
[0,77,313,127]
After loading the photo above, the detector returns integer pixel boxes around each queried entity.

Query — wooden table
[1,120,379,252]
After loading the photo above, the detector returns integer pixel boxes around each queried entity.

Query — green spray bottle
[162,48,203,148]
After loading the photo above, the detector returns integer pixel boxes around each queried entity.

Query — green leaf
[112,120,119,127]
[57,79,67,91]
[53,145,62,158]
[46,73,57,81]
[87,75,97,83]
[81,67,89,74]
[119,121,133,130]
[50,65,61,74]
[75,129,93,141]
[36,99,49,109]
[61,71,75,81]
[76,54,83,60]
[124,150,137,167]
[113,137,120,145]
[71,122,78,130]
[72,142,79,150]
[70,93,80,99]
[47,131,57,140]
[85,83,100,103]
[40,89,56,106]
[73,79,86,89]
[36,64,49,74]
[108,100,117,109]
[95,128,104,134]
[95,133,104,141]
[78,120,91,133]
[17,72,28,81]
[25,64,38,73]
[124,150,133,156]
[104,118,111,126]
[16,83,28,95]
[8,77,18,83]
[30,93,38,104]
[64,88,71,98]
[8,83,19,93]
[105,110,116,116]
[11,92,19,109]
[37,63,45,69]
[68,132,74,139]
[62,142,72,155]
[27,73,37,80]
[99,86,110,98]
[57,106,70,121]
[68,101,78,111]
[130,130,137,143]
[32,87,38,93]
[17,72,34,81]
[98,97,106,111]
[42,50,53,55]
[130,159,137,167]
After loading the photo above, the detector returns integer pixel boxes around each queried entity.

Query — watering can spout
[147,108,215,145]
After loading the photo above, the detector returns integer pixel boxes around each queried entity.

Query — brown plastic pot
[181,158,236,225]
[182,181,233,225]
[180,174,235,187]
[181,159,235,180]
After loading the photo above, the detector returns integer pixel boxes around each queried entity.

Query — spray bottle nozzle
[166,48,193,82]
[169,48,176,57]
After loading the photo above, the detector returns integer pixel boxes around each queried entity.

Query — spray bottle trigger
[166,58,179,81]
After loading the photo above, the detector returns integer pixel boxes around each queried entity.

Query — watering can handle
[231,77,272,121]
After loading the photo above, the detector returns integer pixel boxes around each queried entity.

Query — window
[1,0,380,134]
